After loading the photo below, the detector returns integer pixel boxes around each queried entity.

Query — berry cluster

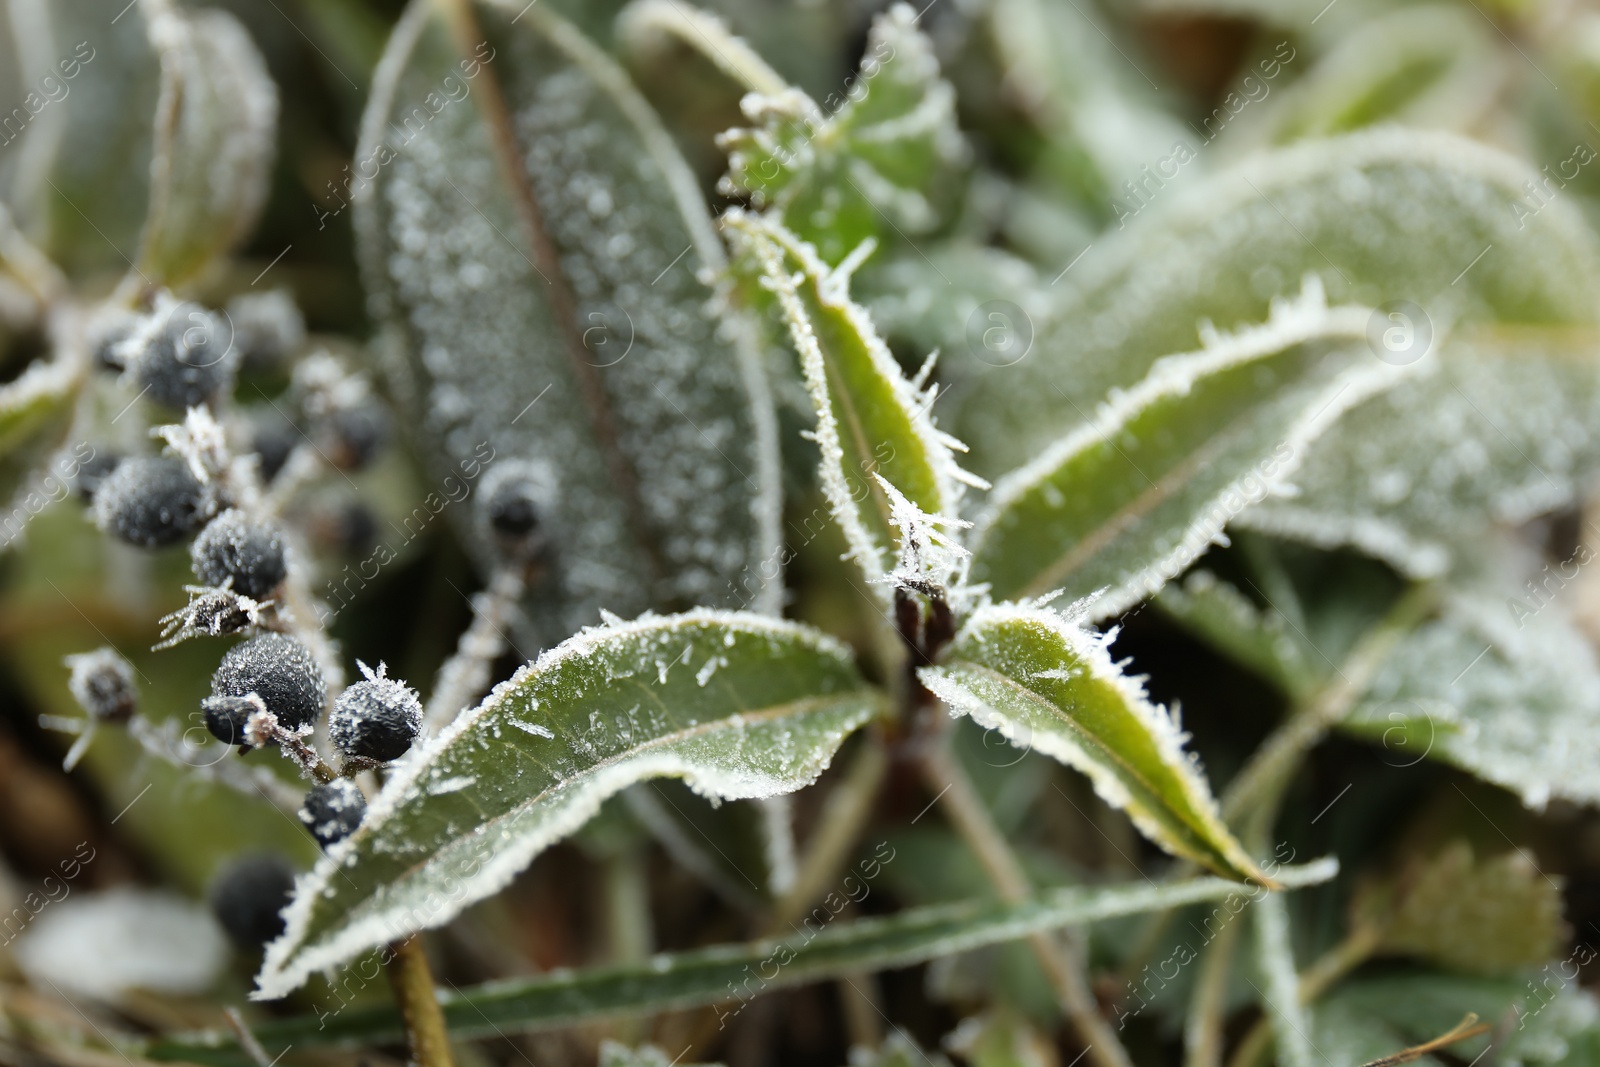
[58,284,440,932]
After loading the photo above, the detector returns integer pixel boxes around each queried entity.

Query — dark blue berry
[128,302,239,410]
[201,694,259,748]
[483,467,548,561]
[227,290,304,373]
[324,400,389,471]
[92,456,207,548]
[298,779,366,848]
[330,664,422,763]
[72,451,122,503]
[191,509,286,600]
[211,633,324,732]
[65,647,137,722]
[208,853,295,951]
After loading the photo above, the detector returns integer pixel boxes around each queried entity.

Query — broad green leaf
[1314,973,1600,1067]
[355,0,781,638]
[4,0,161,277]
[1353,841,1565,975]
[0,353,83,532]
[717,3,965,266]
[135,2,277,286]
[1345,588,1600,809]
[723,211,976,584]
[968,281,1405,615]
[255,610,881,998]
[160,860,1337,1058]
[919,604,1270,884]
[956,131,1600,480]
[1246,5,1500,146]
[1241,329,1600,578]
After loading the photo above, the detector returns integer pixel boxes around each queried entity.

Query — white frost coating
[974,277,1415,618]
[919,602,1257,877]
[255,608,869,999]
[874,474,976,607]
[725,212,977,587]
[15,887,228,1000]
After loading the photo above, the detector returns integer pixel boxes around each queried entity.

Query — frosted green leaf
[4,0,160,277]
[255,610,881,998]
[944,1010,1059,1067]
[1245,5,1500,147]
[1314,974,1600,1067]
[135,2,277,286]
[919,604,1271,884]
[718,3,965,265]
[355,0,781,638]
[723,211,978,586]
[1353,841,1565,975]
[0,352,83,535]
[956,131,1600,480]
[1344,589,1600,809]
[163,859,1336,1052]
[851,1034,955,1067]
[1241,329,1600,578]
[968,280,1406,616]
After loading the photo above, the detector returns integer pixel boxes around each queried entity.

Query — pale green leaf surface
[956,131,1600,480]
[723,211,975,585]
[167,859,1336,1057]
[1241,330,1600,578]
[355,0,780,638]
[968,281,1406,615]
[136,3,277,286]
[1344,589,1600,808]
[919,604,1269,883]
[1355,841,1565,975]
[255,610,880,998]
[718,3,965,265]
[1236,6,1500,149]
[4,0,160,276]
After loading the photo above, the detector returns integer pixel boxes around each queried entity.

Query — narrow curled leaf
[136,1,278,285]
[356,0,780,636]
[256,610,881,998]
[723,211,977,586]
[969,279,1406,616]
[919,604,1270,884]
[718,3,965,265]
[172,860,1337,1056]
[956,130,1600,479]
[1254,891,1317,1067]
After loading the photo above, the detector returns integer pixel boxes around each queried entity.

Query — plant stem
[768,736,889,932]
[1219,584,1436,824]
[1183,908,1243,1067]
[423,566,525,733]
[920,740,1135,1067]
[386,936,455,1067]
[1225,925,1382,1067]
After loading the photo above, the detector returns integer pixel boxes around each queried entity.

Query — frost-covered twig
[422,566,525,733]
[127,715,304,813]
